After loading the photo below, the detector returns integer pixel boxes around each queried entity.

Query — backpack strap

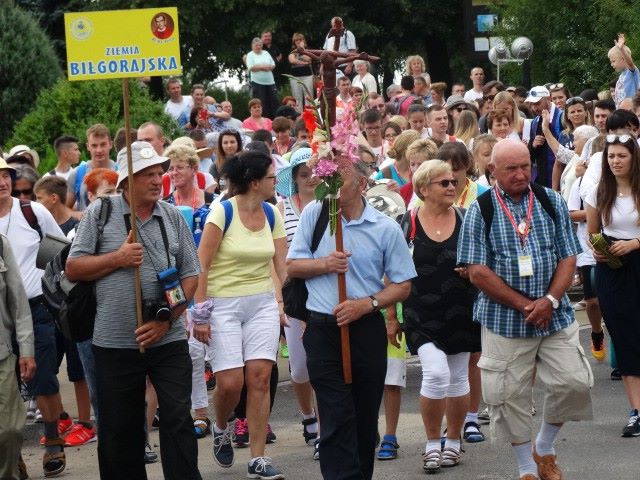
[74,162,89,202]
[477,188,494,244]
[311,200,330,253]
[262,202,275,232]
[20,201,43,240]
[221,200,233,234]
[381,166,393,180]
[530,183,557,223]
[197,172,206,190]
[400,207,419,245]
[95,197,112,253]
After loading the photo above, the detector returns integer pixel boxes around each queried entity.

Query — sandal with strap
[302,416,318,445]
[43,437,66,477]
[376,434,399,460]
[422,448,442,473]
[463,421,485,443]
[193,416,211,439]
[441,446,462,467]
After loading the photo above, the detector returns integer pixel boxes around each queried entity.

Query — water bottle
[193,216,202,248]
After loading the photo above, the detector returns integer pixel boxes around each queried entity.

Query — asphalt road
[21,314,640,480]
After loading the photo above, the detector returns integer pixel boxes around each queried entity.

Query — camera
[143,299,171,322]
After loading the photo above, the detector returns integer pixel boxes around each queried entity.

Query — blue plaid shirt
[457,185,581,338]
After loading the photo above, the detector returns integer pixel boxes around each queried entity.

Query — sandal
[43,437,66,477]
[193,416,211,439]
[463,421,485,443]
[302,416,318,446]
[376,434,399,460]
[422,448,442,473]
[441,446,462,467]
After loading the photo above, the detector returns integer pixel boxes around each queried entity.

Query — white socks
[535,422,561,456]
[465,412,479,425]
[302,410,318,434]
[444,438,461,452]
[426,440,441,453]
[512,442,537,477]
[213,422,226,434]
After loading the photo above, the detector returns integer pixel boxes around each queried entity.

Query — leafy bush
[6,79,182,174]
[0,4,63,144]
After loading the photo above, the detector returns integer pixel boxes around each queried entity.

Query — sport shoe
[532,446,563,480]
[26,399,37,420]
[622,409,640,437]
[441,446,462,467]
[144,443,158,464]
[234,417,249,447]
[611,368,622,381]
[39,416,74,445]
[64,424,96,446]
[266,424,276,444]
[591,331,606,361]
[151,408,160,428]
[313,438,320,460]
[422,449,442,473]
[204,361,216,391]
[35,409,43,423]
[213,424,234,468]
[478,407,490,425]
[247,457,285,479]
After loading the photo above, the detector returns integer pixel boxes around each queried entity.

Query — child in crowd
[472,134,498,187]
[407,104,430,139]
[609,33,640,108]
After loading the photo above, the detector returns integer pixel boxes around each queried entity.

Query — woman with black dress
[402,160,480,473]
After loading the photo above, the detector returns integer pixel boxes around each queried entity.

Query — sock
[44,421,62,454]
[59,411,69,420]
[302,410,318,434]
[426,440,441,453]
[465,412,478,425]
[512,442,537,477]
[78,421,93,429]
[249,457,262,466]
[535,423,561,456]
[444,438,461,452]
[213,422,227,434]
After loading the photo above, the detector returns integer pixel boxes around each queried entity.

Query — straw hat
[275,148,312,197]
[117,141,169,186]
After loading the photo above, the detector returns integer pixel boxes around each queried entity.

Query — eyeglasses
[549,83,564,91]
[12,188,33,197]
[430,179,458,188]
[454,106,467,112]
[384,132,398,139]
[606,134,633,144]
[365,126,381,131]
[485,95,495,102]
[565,96,584,107]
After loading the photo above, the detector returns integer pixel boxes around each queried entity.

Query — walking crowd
[2,18,640,480]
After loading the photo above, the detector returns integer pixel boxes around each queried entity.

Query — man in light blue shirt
[287,160,415,480]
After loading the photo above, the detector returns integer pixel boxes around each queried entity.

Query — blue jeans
[76,339,98,422]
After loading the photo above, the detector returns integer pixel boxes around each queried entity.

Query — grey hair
[251,37,262,47]
[353,60,369,71]
[12,164,39,185]
[353,159,371,179]
[573,125,599,141]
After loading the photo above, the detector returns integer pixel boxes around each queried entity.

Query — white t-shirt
[351,73,377,94]
[567,179,594,267]
[0,198,64,299]
[323,30,357,52]
[579,152,602,202]
[164,95,193,120]
[463,89,483,102]
[585,186,640,239]
[42,168,73,181]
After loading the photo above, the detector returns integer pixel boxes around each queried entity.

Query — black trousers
[304,311,387,480]
[250,82,279,119]
[93,341,202,480]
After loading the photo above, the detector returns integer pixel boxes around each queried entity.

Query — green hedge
[5,79,182,174]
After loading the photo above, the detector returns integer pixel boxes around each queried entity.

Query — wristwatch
[369,295,380,312]
[545,294,559,309]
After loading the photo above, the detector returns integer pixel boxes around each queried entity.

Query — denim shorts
[25,301,60,396]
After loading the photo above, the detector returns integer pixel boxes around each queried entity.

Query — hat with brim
[196,147,214,159]
[276,147,312,197]
[0,157,17,181]
[8,145,39,168]
[117,141,169,186]
[444,95,467,111]
[525,86,550,103]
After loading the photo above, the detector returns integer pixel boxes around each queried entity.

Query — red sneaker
[64,423,97,446]
[39,416,74,445]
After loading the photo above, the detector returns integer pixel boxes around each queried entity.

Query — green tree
[490,0,640,93]
[6,79,181,174]
[0,3,63,144]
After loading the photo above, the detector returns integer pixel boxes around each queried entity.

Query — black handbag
[282,201,329,321]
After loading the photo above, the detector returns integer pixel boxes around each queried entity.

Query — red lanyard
[175,188,198,210]
[494,186,534,246]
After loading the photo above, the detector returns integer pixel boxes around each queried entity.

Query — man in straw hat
[66,141,202,480]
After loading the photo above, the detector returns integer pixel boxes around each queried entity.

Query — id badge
[165,283,187,308]
[518,255,534,277]
[408,241,414,258]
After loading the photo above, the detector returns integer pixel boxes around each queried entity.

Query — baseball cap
[525,86,550,103]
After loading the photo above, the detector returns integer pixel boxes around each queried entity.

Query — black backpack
[42,197,112,342]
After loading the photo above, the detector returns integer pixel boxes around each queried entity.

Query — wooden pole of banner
[122,79,145,354]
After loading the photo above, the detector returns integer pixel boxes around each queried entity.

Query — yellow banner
[64,7,181,81]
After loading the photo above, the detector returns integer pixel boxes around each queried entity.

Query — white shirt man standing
[464,67,485,102]
[164,77,193,127]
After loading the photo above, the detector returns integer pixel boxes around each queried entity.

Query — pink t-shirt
[242,117,273,132]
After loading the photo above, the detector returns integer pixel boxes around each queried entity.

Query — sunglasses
[549,83,564,91]
[12,188,33,197]
[606,134,633,144]
[485,95,495,102]
[565,96,584,107]
[454,106,467,112]
[430,179,458,188]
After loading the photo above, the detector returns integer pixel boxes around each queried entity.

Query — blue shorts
[25,300,60,397]
[55,328,85,382]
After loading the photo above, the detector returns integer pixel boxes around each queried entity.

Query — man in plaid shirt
[457,139,593,480]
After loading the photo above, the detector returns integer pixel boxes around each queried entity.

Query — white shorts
[384,357,406,387]
[209,291,280,373]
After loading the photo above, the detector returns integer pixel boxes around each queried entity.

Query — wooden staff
[122,79,145,354]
